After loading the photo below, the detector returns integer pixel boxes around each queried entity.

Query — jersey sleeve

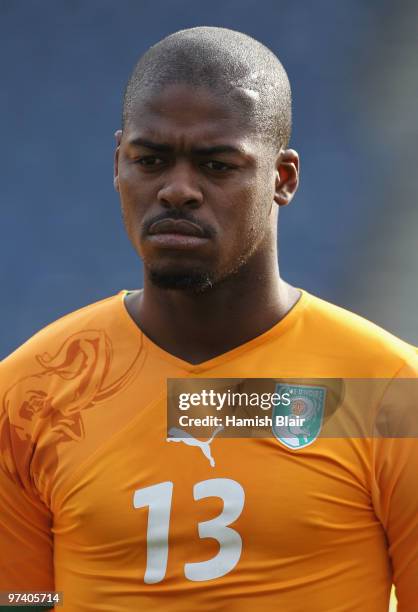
[0,460,54,590]
[0,358,54,593]
[372,360,418,611]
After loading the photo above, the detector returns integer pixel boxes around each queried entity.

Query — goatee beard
[148,268,214,294]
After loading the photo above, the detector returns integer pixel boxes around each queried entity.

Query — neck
[125,247,300,364]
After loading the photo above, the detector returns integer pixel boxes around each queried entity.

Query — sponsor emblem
[272,383,326,450]
[167,426,223,467]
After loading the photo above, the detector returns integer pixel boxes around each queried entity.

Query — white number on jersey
[133,478,245,583]
[133,481,174,584]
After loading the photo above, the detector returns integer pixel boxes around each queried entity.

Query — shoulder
[301,290,418,375]
[1,292,125,377]
[0,291,131,437]
[0,291,136,485]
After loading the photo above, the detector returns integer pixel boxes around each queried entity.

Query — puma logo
[167,425,224,467]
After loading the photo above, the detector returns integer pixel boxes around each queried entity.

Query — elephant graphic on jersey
[0,329,144,482]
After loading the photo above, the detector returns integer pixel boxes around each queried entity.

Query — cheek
[119,177,139,213]
[118,174,149,232]
[223,178,274,252]
[216,191,261,255]
[230,180,270,231]
[119,197,143,253]
[118,160,152,204]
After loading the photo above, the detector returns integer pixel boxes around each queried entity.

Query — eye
[135,156,165,167]
[204,160,232,172]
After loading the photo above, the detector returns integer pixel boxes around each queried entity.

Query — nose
[157,161,203,210]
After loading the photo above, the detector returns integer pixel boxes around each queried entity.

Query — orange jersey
[1,289,418,611]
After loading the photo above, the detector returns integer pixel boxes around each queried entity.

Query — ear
[274,149,299,207]
[113,130,122,192]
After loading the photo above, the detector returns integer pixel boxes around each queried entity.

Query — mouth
[149,219,205,237]
[147,219,210,250]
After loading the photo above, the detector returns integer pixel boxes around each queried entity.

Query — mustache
[142,211,216,239]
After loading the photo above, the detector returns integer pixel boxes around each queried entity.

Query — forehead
[124,83,260,147]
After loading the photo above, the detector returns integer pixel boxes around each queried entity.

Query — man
[1,27,417,611]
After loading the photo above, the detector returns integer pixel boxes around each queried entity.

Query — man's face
[115,83,280,292]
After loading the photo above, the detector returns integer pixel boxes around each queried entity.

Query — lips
[148,219,205,237]
[146,218,209,250]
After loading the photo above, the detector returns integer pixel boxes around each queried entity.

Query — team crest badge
[272,383,326,450]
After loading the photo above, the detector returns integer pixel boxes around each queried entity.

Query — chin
[148,267,215,293]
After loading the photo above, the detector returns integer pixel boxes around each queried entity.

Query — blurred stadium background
[1,0,417,360]
[1,2,415,608]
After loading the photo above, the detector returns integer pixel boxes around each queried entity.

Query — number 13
[133,478,245,584]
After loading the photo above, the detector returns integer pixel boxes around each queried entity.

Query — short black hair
[122,27,292,150]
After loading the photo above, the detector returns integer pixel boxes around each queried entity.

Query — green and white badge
[272,383,326,450]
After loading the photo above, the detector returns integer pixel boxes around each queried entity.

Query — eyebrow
[128,137,245,156]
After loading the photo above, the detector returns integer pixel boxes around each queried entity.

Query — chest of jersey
[50,394,391,611]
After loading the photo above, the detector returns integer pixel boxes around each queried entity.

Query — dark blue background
[2,0,417,358]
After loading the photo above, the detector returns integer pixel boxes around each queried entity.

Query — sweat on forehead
[122,26,292,151]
